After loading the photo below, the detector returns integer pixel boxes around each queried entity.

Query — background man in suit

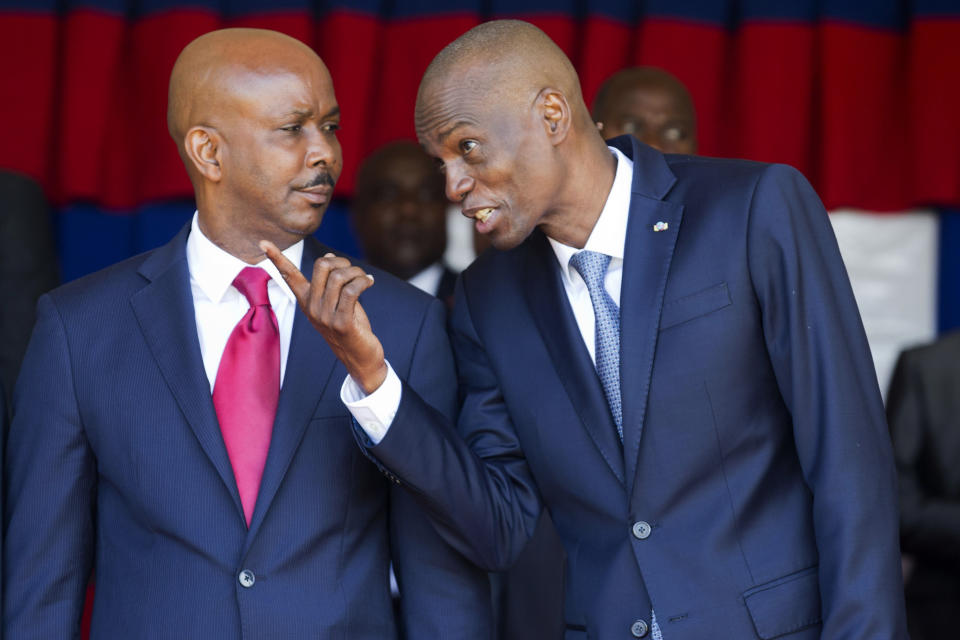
[887,331,960,640]
[266,19,908,639]
[591,67,697,154]
[351,141,457,305]
[3,28,490,638]
[0,170,59,403]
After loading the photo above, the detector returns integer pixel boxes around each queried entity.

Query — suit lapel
[244,238,340,548]
[523,231,626,485]
[613,138,684,498]
[130,225,245,522]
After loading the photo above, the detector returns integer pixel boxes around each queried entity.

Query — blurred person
[887,331,960,640]
[3,28,490,638]
[265,19,908,640]
[0,171,59,405]
[352,141,457,305]
[592,66,697,154]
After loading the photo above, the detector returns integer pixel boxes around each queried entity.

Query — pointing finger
[259,240,311,304]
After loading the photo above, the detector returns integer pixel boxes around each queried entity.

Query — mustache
[296,172,336,190]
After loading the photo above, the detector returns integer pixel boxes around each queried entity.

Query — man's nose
[305,131,339,169]
[445,165,474,203]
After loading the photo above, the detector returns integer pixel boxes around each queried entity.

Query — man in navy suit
[3,28,490,638]
[267,20,908,639]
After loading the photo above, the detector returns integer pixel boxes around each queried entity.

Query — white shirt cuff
[340,360,402,445]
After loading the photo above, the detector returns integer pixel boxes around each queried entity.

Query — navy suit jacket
[4,226,491,638]
[365,138,908,639]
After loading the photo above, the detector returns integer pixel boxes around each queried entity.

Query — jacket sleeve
[4,293,96,639]
[369,286,542,573]
[386,297,494,639]
[746,164,908,638]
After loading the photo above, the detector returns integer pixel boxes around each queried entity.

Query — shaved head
[416,20,591,135]
[166,28,342,262]
[168,28,329,161]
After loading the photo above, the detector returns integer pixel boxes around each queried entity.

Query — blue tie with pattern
[569,250,663,640]
[570,250,622,440]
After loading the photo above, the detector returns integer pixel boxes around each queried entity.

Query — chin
[489,223,532,252]
[285,208,326,236]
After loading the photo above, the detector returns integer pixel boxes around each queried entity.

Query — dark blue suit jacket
[4,226,491,638]
[365,138,908,639]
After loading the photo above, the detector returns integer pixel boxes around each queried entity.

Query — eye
[322,122,340,133]
[459,139,478,154]
[281,124,302,133]
[663,127,685,142]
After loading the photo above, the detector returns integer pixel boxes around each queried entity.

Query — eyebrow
[437,120,472,144]
[280,106,340,120]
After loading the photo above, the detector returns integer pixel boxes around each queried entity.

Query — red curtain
[1,6,958,211]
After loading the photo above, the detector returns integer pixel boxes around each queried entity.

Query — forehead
[611,83,690,119]
[415,73,521,149]
[224,61,337,118]
[370,150,438,185]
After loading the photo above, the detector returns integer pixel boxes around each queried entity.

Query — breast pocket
[660,282,731,331]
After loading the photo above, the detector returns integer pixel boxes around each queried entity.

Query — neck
[538,134,616,249]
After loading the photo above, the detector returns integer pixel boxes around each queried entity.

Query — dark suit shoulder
[45,249,159,311]
[897,330,960,378]
[665,154,804,197]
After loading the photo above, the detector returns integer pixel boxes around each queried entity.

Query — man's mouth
[474,207,494,223]
[296,184,333,204]
[465,206,499,233]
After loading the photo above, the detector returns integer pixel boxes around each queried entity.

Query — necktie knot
[569,250,612,291]
[233,266,272,307]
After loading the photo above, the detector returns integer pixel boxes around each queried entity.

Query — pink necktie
[213,266,280,526]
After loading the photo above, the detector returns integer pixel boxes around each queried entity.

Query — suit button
[238,569,256,588]
[631,619,649,637]
[632,520,651,540]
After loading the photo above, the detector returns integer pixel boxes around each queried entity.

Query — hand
[260,240,388,394]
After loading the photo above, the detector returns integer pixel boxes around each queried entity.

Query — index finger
[259,239,311,304]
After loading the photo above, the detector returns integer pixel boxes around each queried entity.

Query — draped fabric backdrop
[1,0,959,357]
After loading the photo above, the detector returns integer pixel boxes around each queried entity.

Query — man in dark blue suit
[268,20,908,640]
[3,28,490,638]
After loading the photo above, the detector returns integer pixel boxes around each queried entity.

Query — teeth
[475,208,493,223]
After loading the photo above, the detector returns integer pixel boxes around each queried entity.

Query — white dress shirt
[185,213,302,391]
[547,146,632,363]
[342,147,634,443]
[406,262,446,296]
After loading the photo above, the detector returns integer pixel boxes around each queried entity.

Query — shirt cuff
[341,360,402,445]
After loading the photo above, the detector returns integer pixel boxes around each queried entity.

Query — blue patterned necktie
[569,250,663,640]
[569,250,622,441]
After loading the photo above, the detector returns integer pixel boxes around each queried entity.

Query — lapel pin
[653,221,669,232]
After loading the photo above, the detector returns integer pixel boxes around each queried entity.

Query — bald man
[3,28,491,638]
[266,19,907,640]
[592,67,697,155]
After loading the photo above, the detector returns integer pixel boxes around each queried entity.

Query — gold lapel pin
[653,221,669,232]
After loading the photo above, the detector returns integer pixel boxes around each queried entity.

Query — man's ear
[184,126,223,182]
[538,88,571,146]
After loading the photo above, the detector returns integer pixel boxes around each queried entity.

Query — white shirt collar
[549,146,633,283]
[186,212,302,304]
[407,262,446,296]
